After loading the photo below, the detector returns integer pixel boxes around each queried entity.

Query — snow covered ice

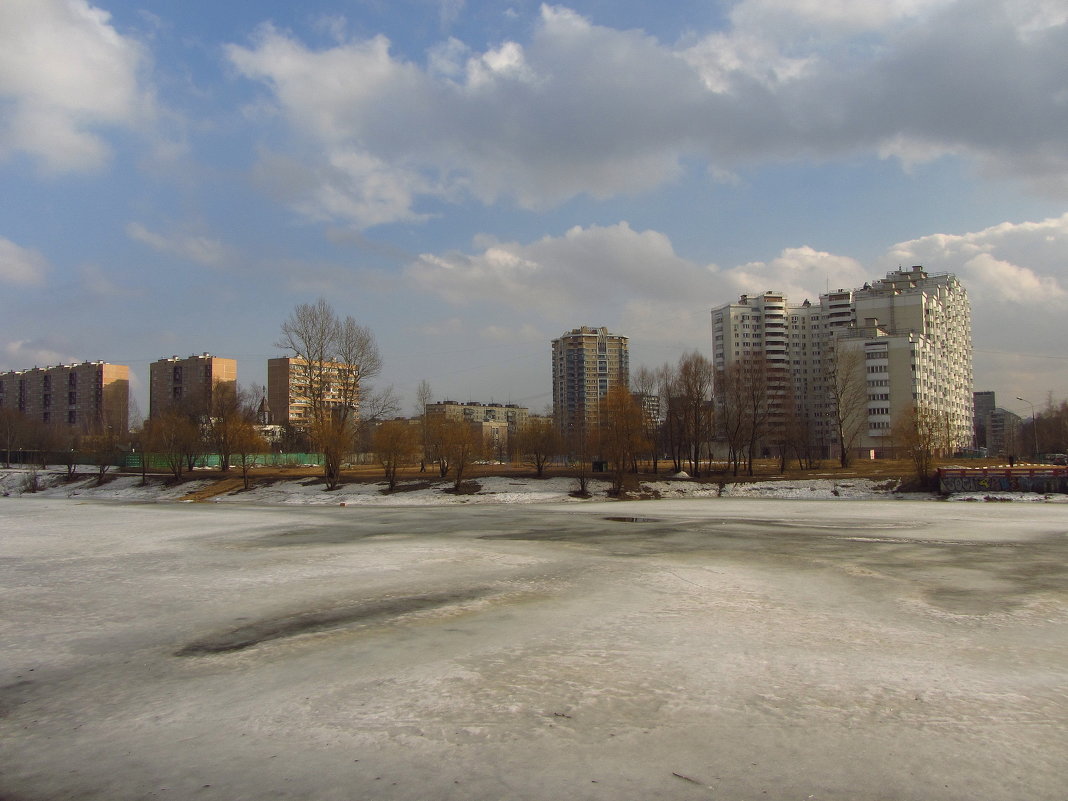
[2,485,1066,800]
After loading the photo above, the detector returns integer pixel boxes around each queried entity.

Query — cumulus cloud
[126,222,227,267]
[224,1,1068,228]
[0,0,150,172]
[880,212,1068,398]
[883,212,1068,305]
[2,338,75,370]
[718,246,869,301]
[0,237,49,286]
[407,221,709,317]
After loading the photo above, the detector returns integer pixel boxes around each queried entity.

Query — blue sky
[2,0,1067,420]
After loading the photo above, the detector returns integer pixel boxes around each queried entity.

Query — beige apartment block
[424,401,530,459]
[149,353,237,418]
[424,401,529,429]
[0,362,130,434]
[267,357,360,428]
[551,326,629,437]
[711,266,973,460]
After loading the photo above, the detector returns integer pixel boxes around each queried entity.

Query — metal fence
[121,452,324,469]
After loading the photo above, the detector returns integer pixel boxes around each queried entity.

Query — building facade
[711,266,973,459]
[973,391,996,449]
[0,362,130,434]
[149,353,237,418]
[986,407,1022,457]
[424,401,529,429]
[424,401,530,461]
[551,326,629,438]
[266,357,360,428]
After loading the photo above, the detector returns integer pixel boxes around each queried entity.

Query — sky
[1,0,1067,421]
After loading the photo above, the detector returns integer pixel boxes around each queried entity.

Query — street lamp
[1016,397,1038,460]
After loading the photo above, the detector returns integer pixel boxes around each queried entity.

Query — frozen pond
[2,497,1066,800]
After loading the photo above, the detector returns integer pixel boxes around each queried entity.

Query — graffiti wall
[939,469,1068,494]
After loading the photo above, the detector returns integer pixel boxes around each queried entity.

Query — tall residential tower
[711,266,973,459]
[551,326,629,438]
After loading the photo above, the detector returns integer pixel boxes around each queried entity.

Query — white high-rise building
[711,266,973,459]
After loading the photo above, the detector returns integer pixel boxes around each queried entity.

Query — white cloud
[2,338,75,370]
[224,1,1068,227]
[0,0,149,172]
[718,246,868,301]
[882,213,1068,401]
[729,0,952,34]
[406,221,709,320]
[883,212,1068,305]
[126,222,227,267]
[0,237,49,286]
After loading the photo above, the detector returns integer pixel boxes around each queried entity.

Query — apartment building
[974,390,997,449]
[0,361,130,434]
[424,401,530,459]
[551,326,629,437]
[424,401,529,429]
[711,266,973,459]
[149,353,237,418]
[986,407,1022,457]
[266,357,360,428]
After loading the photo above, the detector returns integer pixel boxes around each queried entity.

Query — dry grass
[135,455,1009,495]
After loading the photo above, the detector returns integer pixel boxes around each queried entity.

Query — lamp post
[1016,397,1038,460]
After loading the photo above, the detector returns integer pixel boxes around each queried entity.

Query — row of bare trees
[136,384,268,488]
[0,406,125,484]
[1018,397,1068,457]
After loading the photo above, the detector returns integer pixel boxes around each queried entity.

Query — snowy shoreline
[3,467,1065,505]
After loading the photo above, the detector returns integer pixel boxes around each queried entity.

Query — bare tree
[0,407,27,468]
[893,404,945,488]
[426,416,451,477]
[630,365,660,473]
[599,386,649,495]
[739,356,771,476]
[374,420,420,491]
[438,419,481,490]
[81,418,122,485]
[514,417,560,478]
[142,409,199,480]
[415,379,433,472]
[567,427,596,496]
[276,299,384,490]
[824,343,867,467]
[232,420,267,490]
[658,362,685,473]
[715,362,746,475]
[207,383,259,472]
[355,385,401,456]
[674,352,715,478]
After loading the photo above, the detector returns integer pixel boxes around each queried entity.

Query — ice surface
[2,488,1067,800]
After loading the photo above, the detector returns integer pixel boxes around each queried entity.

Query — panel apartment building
[0,361,130,434]
[149,353,237,418]
[711,266,973,458]
[424,400,531,459]
[551,326,629,437]
[267,357,360,428]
